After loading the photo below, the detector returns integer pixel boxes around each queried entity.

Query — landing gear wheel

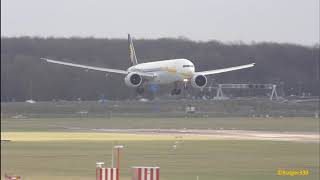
[137,87,144,95]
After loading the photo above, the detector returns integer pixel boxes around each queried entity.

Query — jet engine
[124,73,142,87]
[191,74,207,88]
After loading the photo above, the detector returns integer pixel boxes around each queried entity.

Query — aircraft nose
[190,66,195,73]
[189,63,195,72]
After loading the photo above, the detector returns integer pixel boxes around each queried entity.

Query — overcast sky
[1,0,319,45]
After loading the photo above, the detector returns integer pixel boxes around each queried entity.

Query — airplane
[41,34,255,95]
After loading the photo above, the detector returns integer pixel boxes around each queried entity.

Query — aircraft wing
[195,63,255,76]
[40,58,155,78]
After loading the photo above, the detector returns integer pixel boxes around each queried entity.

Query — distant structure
[185,104,196,114]
[213,84,279,100]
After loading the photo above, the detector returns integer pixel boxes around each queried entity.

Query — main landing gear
[136,86,144,95]
[171,81,182,95]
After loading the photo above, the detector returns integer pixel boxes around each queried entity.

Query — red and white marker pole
[96,162,104,180]
[114,145,124,180]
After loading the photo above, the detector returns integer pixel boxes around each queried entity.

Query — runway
[66,127,319,142]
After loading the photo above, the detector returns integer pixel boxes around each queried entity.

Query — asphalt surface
[65,127,319,142]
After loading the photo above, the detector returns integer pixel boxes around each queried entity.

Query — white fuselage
[127,59,195,84]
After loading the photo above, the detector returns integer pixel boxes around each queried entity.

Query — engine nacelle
[191,74,207,88]
[124,73,142,87]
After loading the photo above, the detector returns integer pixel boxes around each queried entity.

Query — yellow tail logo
[128,34,138,65]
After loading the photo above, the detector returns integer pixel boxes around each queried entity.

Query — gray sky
[1,0,319,45]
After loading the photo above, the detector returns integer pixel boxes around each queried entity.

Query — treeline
[1,37,319,101]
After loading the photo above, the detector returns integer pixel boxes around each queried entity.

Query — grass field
[1,99,318,118]
[1,117,319,132]
[1,116,319,180]
[1,132,319,180]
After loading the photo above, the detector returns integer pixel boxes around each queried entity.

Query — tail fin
[128,34,138,65]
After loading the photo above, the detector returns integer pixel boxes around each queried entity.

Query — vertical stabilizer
[128,34,138,65]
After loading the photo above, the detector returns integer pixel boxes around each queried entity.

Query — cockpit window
[183,65,194,68]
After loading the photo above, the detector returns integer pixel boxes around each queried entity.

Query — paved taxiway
[65,127,319,142]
